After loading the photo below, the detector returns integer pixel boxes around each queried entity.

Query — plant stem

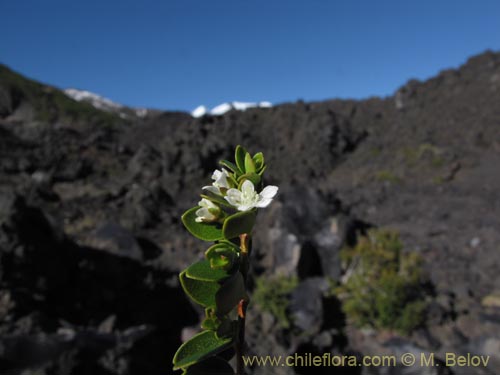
[236,300,247,374]
[236,234,249,375]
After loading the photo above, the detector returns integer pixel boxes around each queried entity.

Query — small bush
[252,275,298,328]
[375,170,401,184]
[403,143,444,168]
[337,229,427,334]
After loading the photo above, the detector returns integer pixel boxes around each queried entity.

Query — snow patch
[64,88,150,118]
[135,108,149,118]
[192,101,272,117]
[210,103,233,116]
[64,88,123,112]
[191,105,208,118]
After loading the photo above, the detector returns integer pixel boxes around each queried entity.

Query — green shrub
[403,143,444,168]
[375,170,401,184]
[337,229,427,334]
[252,275,298,328]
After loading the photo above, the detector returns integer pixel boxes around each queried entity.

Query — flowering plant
[172,146,278,374]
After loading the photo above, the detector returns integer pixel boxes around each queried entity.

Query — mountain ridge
[2,49,499,123]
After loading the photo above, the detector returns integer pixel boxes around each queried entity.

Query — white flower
[224,180,278,211]
[195,198,221,223]
[202,168,230,195]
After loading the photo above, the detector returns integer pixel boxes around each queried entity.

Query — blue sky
[1,0,500,112]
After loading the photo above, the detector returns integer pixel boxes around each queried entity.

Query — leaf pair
[180,261,247,316]
[176,264,247,372]
[222,145,265,178]
[205,242,239,270]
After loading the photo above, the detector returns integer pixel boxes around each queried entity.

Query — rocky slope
[0,51,500,375]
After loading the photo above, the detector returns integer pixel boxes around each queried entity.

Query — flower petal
[256,198,272,208]
[200,198,218,209]
[260,185,278,199]
[241,180,255,195]
[202,186,221,195]
[224,188,241,206]
[218,169,230,188]
[195,207,208,222]
[212,170,222,181]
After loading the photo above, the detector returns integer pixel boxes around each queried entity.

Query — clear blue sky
[1,0,500,112]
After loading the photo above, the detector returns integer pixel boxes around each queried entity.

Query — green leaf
[257,164,267,177]
[206,241,240,255]
[182,207,224,242]
[244,153,256,173]
[234,145,247,173]
[179,271,219,307]
[222,210,256,239]
[173,330,233,370]
[201,308,219,330]
[200,319,218,331]
[201,316,219,331]
[216,272,247,316]
[207,253,231,270]
[205,242,240,270]
[181,357,234,374]
[186,260,231,282]
[219,159,241,175]
[253,152,264,171]
[237,172,261,186]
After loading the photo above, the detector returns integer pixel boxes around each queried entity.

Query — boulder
[289,277,330,334]
[87,222,143,261]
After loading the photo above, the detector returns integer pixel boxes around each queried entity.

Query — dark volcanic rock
[0,196,197,374]
[88,222,143,261]
[289,278,330,334]
[0,85,13,117]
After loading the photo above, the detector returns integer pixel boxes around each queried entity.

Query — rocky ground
[1,50,500,375]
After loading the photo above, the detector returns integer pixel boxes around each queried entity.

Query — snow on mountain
[210,103,233,116]
[64,88,149,118]
[134,108,149,118]
[191,101,272,118]
[191,105,208,118]
[64,88,123,112]
[233,101,272,110]
[65,88,270,119]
